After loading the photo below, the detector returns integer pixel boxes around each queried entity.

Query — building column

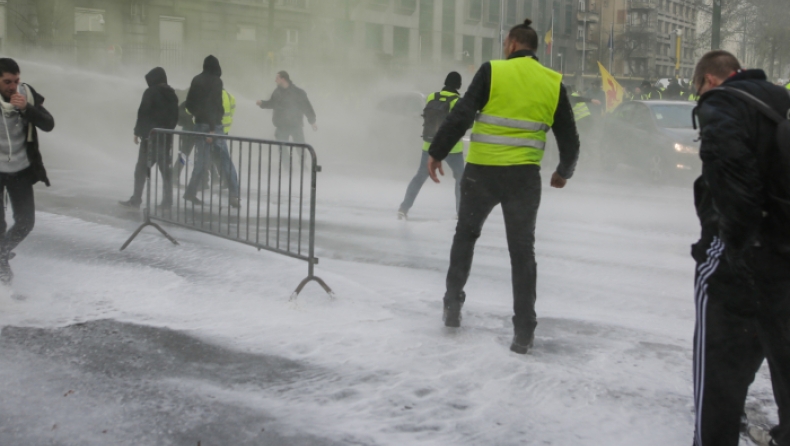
[409,27,420,62]
[383,23,394,54]
[474,35,483,66]
[432,0,442,63]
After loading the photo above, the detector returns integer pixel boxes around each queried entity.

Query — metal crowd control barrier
[121,128,333,301]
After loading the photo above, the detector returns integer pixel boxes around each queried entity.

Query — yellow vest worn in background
[467,57,561,166]
[222,90,236,134]
[423,91,464,154]
[571,92,591,121]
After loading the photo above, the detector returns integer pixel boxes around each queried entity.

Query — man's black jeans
[0,167,35,257]
[445,163,542,335]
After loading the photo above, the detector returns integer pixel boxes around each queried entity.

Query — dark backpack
[421,92,457,143]
[711,86,790,248]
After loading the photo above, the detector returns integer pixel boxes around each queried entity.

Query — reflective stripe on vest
[467,57,561,166]
[475,113,551,131]
[222,90,236,133]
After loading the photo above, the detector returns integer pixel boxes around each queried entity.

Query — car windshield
[648,104,695,129]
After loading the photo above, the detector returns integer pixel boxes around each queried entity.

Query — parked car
[599,100,700,182]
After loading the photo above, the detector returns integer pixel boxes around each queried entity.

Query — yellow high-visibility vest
[467,57,561,166]
[423,91,463,154]
[571,92,591,121]
[222,90,236,134]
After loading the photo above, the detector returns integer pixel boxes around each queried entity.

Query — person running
[0,58,55,284]
[398,72,465,220]
[691,49,790,446]
[119,67,179,209]
[427,19,579,354]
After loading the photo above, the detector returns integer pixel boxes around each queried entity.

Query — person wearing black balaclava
[397,72,465,220]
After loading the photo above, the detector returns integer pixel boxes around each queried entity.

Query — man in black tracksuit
[427,20,579,354]
[120,67,179,208]
[691,50,790,446]
[256,70,317,143]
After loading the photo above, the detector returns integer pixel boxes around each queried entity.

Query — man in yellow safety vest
[427,18,580,354]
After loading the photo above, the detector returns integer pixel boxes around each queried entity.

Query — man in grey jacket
[0,58,55,284]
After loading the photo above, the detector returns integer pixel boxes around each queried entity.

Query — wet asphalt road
[0,319,365,446]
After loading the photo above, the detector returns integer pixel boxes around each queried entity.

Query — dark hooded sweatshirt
[185,55,224,132]
[133,67,179,138]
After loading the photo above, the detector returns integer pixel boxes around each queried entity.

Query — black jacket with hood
[185,56,224,132]
[133,67,179,138]
[15,84,54,186]
[258,83,316,129]
[693,69,790,263]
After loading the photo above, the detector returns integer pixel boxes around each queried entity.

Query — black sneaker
[510,332,535,354]
[0,257,13,285]
[183,194,204,206]
[118,199,141,209]
[442,291,466,328]
[229,197,241,209]
[398,210,408,220]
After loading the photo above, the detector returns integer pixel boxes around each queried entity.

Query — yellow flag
[544,29,553,44]
[597,62,625,112]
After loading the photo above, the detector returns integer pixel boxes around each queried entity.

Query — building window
[159,16,184,45]
[286,29,299,45]
[506,0,518,25]
[488,0,501,24]
[578,26,585,40]
[393,26,409,58]
[462,35,475,64]
[335,19,353,45]
[366,0,389,10]
[578,0,585,12]
[279,0,310,8]
[237,25,256,41]
[396,0,417,14]
[75,8,105,33]
[482,36,494,61]
[365,22,383,51]
[564,1,572,35]
[468,0,483,20]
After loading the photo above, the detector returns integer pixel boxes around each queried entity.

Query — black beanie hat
[444,71,462,90]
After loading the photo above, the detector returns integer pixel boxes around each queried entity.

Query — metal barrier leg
[120,136,180,251]
[290,275,334,301]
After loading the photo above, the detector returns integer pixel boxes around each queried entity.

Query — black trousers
[693,237,790,446]
[445,163,542,335]
[132,138,172,205]
[0,168,35,256]
[274,126,305,144]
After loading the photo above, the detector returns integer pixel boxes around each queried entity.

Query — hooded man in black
[183,55,240,208]
[120,67,179,208]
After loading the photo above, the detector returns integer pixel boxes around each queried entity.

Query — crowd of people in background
[120,55,317,212]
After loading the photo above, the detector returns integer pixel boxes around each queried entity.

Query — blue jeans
[400,151,465,214]
[185,124,239,199]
